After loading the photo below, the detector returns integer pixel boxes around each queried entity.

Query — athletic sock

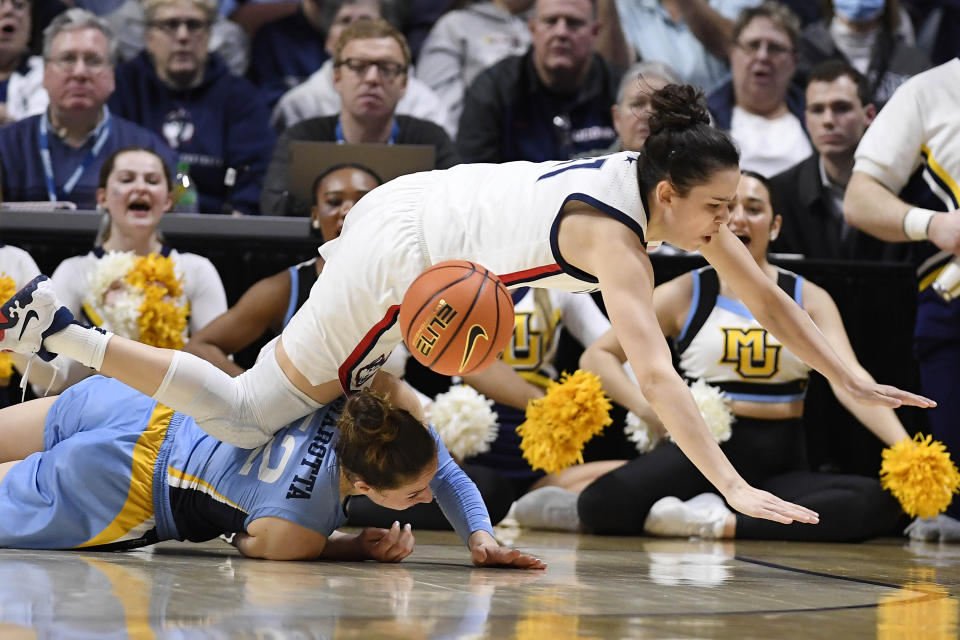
[44,324,113,371]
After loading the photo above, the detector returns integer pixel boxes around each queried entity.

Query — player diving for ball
[0,83,934,528]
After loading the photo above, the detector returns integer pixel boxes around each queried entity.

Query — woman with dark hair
[1,84,933,529]
[0,370,542,566]
[184,163,381,376]
[15,146,226,395]
[517,170,907,541]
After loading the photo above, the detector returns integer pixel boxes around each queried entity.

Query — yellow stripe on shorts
[77,403,174,548]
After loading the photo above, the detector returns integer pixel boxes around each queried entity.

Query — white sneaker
[905,516,941,541]
[513,486,581,532]
[0,275,74,361]
[644,493,732,539]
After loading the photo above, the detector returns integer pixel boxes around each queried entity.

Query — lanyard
[335,117,399,145]
[38,109,112,201]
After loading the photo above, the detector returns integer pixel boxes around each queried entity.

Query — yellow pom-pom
[0,274,17,379]
[126,254,187,349]
[516,369,612,475]
[880,433,960,518]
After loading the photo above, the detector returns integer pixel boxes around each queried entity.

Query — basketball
[399,260,514,376]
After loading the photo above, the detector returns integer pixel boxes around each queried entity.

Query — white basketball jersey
[418,152,647,292]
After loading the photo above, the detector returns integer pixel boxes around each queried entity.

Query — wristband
[903,208,935,241]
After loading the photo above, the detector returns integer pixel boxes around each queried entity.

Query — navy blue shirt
[248,7,329,109]
[110,52,275,215]
[0,111,177,209]
[457,48,619,163]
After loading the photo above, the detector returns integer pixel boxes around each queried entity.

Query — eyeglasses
[47,53,110,73]
[148,18,210,36]
[336,58,407,80]
[0,0,29,12]
[735,38,794,59]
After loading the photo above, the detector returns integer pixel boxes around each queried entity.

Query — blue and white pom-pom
[624,379,734,454]
[428,385,499,459]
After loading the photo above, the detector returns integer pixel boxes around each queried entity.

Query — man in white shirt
[706,1,811,177]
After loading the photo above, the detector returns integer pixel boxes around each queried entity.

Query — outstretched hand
[724,484,819,525]
[470,543,547,570]
[358,522,415,563]
[844,378,936,409]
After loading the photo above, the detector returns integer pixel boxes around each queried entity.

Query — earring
[311,219,321,229]
[769,232,777,240]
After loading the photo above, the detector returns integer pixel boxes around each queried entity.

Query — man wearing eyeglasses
[270,0,450,136]
[261,18,459,217]
[707,1,812,177]
[0,8,176,208]
[107,0,274,215]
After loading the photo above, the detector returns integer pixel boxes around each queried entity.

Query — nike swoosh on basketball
[18,309,39,340]
[460,324,489,373]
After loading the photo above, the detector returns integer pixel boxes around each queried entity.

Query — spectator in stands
[416,0,532,137]
[186,163,382,376]
[601,60,681,154]
[109,0,273,215]
[708,1,811,176]
[902,0,960,66]
[36,146,227,394]
[248,0,330,109]
[797,0,930,110]
[457,0,619,163]
[262,18,459,216]
[767,60,896,260]
[398,0,460,61]
[98,0,252,76]
[844,58,960,542]
[614,0,764,92]
[0,9,175,209]
[0,0,48,124]
[271,0,451,135]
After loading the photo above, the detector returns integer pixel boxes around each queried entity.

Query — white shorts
[280,174,432,391]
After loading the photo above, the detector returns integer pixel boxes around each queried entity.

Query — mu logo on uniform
[719,328,781,378]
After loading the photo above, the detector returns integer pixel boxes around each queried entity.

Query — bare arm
[801,281,910,447]
[234,517,327,560]
[236,519,415,562]
[369,369,427,423]
[594,0,634,69]
[844,172,960,253]
[701,225,934,409]
[558,209,817,524]
[674,0,737,61]
[578,272,691,431]
[184,270,293,377]
[462,358,545,410]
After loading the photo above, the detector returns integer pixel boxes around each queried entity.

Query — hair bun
[648,84,710,136]
[342,391,398,446]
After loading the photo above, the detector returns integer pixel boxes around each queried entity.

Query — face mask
[833,0,885,23]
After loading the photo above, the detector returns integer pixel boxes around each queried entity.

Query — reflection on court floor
[0,529,957,638]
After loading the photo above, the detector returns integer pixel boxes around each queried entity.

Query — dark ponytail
[637,84,740,197]
[336,389,437,489]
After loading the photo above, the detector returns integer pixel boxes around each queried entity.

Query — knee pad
[154,350,322,448]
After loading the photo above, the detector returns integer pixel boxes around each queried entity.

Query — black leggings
[577,417,902,542]
[346,464,514,531]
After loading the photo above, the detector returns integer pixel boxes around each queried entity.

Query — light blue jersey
[0,377,493,550]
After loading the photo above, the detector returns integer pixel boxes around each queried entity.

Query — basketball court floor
[1,524,958,639]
